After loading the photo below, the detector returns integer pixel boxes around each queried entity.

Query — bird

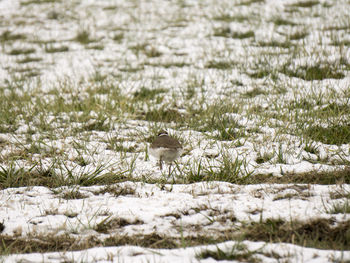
[149,130,183,173]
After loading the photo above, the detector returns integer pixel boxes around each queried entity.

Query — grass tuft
[197,243,261,262]
[304,124,350,145]
[0,30,26,42]
[253,168,350,184]
[213,27,254,39]
[75,29,95,44]
[243,87,268,98]
[0,163,53,190]
[44,45,69,53]
[326,201,350,214]
[60,188,88,200]
[21,0,58,5]
[206,60,236,69]
[94,184,136,197]
[139,108,184,123]
[0,161,128,190]
[243,218,350,250]
[133,87,167,100]
[17,56,42,64]
[8,48,36,55]
[95,217,144,233]
[185,155,252,184]
[284,65,344,80]
[272,17,297,26]
[289,1,319,8]
[0,234,80,255]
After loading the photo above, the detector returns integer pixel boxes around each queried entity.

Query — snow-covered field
[0,0,350,262]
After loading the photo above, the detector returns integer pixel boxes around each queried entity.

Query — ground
[0,0,350,262]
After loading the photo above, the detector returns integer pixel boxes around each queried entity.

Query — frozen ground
[0,0,350,262]
[2,182,350,262]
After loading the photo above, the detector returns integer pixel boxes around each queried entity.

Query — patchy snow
[2,240,350,263]
[0,0,350,261]
[1,182,350,262]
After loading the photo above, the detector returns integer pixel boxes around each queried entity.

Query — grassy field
[0,0,350,262]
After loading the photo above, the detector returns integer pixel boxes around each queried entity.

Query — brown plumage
[149,131,183,171]
[151,133,182,149]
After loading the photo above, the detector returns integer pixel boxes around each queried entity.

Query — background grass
[0,0,349,258]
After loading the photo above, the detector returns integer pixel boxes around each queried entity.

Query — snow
[1,183,350,262]
[0,0,350,261]
[2,241,350,263]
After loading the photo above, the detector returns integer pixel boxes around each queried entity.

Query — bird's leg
[159,157,163,170]
[168,163,172,176]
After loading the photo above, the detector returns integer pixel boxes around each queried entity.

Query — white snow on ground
[1,182,350,262]
[0,0,350,261]
[3,241,350,263]
[1,182,349,237]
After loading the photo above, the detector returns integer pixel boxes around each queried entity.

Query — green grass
[133,87,167,100]
[59,188,88,200]
[94,217,144,234]
[284,65,345,80]
[326,201,350,214]
[129,43,162,57]
[257,40,293,49]
[194,104,240,133]
[1,217,349,255]
[0,1,350,258]
[289,1,319,8]
[243,87,268,98]
[289,31,308,40]
[213,27,231,37]
[0,30,26,42]
[81,117,111,132]
[184,155,252,184]
[44,45,69,53]
[303,140,319,155]
[197,243,261,262]
[316,103,350,118]
[237,0,265,6]
[2,153,347,190]
[272,17,297,26]
[8,48,36,55]
[159,62,189,68]
[144,46,162,58]
[17,56,42,64]
[255,169,350,184]
[20,0,58,5]
[183,167,350,185]
[112,32,124,42]
[248,69,272,79]
[87,44,104,50]
[213,14,248,23]
[74,30,95,44]
[0,234,79,255]
[107,141,137,153]
[0,162,128,190]
[138,108,184,123]
[214,28,254,39]
[243,218,350,250]
[232,31,255,39]
[47,10,60,19]
[256,152,274,164]
[94,184,136,196]
[0,232,225,254]
[304,124,350,145]
[330,190,350,199]
[206,60,236,69]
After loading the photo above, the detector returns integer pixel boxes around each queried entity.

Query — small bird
[149,130,183,173]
